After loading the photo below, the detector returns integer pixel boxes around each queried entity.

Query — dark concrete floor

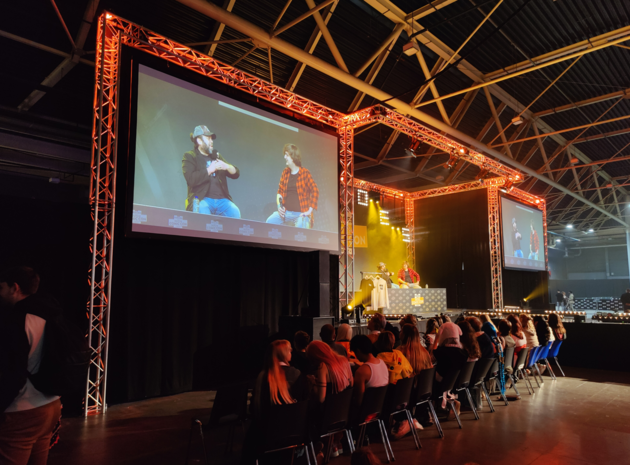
[48,367,630,465]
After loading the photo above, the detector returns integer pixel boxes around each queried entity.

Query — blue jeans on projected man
[528,252,539,260]
[514,249,524,258]
[266,211,311,228]
[199,198,241,218]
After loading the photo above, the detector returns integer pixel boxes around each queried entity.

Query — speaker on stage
[302,250,330,318]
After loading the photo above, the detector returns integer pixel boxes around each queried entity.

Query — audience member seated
[320,324,348,357]
[479,314,497,331]
[548,313,567,341]
[350,335,389,408]
[374,331,414,384]
[336,323,361,365]
[457,320,482,361]
[506,314,527,354]
[519,314,540,348]
[244,340,304,464]
[367,313,385,344]
[433,323,468,381]
[306,341,353,403]
[400,314,418,328]
[291,330,311,374]
[466,316,495,359]
[423,318,440,352]
[498,319,516,350]
[432,323,468,417]
[399,324,433,375]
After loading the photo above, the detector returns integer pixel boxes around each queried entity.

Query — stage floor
[48,367,630,465]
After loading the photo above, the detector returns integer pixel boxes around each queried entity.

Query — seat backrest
[470,358,495,387]
[549,340,563,358]
[437,369,461,394]
[539,341,552,360]
[208,381,249,427]
[355,385,388,424]
[484,358,499,381]
[264,401,311,450]
[384,377,414,412]
[515,347,530,370]
[503,347,515,370]
[319,387,354,434]
[413,367,436,403]
[455,361,477,390]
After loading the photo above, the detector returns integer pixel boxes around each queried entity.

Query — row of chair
[186,340,566,464]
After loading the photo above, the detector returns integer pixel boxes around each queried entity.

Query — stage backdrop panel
[414,189,492,310]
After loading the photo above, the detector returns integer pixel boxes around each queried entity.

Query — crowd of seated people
[243,312,566,464]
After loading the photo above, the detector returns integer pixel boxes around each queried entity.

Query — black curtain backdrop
[414,189,492,310]
[503,268,549,308]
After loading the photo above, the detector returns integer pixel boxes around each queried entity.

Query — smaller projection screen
[501,196,545,271]
[129,64,339,253]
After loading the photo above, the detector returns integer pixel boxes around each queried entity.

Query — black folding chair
[185,380,249,465]
[256,400,316,465]
[434,369,462,429]
[318,388,355,463]
[453,361,478,422]
[352,385,394,463]
[410,367,443,438]
[468,358,495,416]
[383,377,421,450]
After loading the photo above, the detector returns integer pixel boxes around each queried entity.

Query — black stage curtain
[414,189,492,310]
[503,268,549,308]
[107,230,336,403]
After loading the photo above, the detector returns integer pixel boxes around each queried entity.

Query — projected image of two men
[131,65,339,252]
[501,197,545,272]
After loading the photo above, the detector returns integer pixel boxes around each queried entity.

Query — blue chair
[549,340,565,377]
[537,341,556,381]
[523,346,541,392]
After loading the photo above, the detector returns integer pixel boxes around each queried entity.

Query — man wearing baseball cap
[182,125,241,217]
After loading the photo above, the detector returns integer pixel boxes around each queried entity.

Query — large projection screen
[129,64,339,253]
[501,196,545,271]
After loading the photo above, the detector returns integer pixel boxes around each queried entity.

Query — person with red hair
[306,341,353,403]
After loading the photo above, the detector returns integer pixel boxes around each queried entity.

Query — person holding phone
[266,144,318,228]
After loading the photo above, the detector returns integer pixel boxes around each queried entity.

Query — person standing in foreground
[0,267,61,465]
[266,144,319,228]
[182,125,241,217]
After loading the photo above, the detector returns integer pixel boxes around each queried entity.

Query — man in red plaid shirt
[397,261,421,288]
[528,221,540,260]
[266,144,319,228]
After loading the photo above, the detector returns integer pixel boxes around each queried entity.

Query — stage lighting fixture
[445,155,457,170]
[357,189,369,206]
[458,147,469,155]
[402,227,410,243]
[475,169,489,181]
[379,209,390,226]
[403,41,421,56]
[405,139,420,158]
[499,180,514,193]
[535,199,540,204]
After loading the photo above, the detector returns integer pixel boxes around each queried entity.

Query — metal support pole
[339,126,354,316]
[487,186,503,310]
[405,197,415,267]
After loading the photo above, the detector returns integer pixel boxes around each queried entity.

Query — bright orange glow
[535,199,540,204]
[106,13,113,19]
[515,175,520,180]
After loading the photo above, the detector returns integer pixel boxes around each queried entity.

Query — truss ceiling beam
[178,0,629,227]
[17,0,99,112]
[304,0,348,72]
[573,127,630,144]
[272,0,335,37]
[485,25,630,79]
[353,23,404,78]
[417,32,630,109]
[204,0,237,56]
[0,29,93,66]
[405,0,460,21]
[362,0,625,197]
[285,1,337,92]
[544,155,630,174]
[534,88,630,118]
